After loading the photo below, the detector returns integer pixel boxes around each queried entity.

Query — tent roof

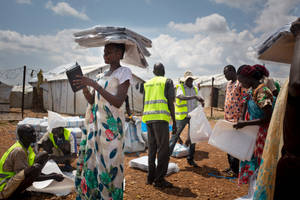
[0,68,37,86]
[0,81,13,88]
[11,85,33,93]
[29,63,150,84]
[195,74,227,87]
[29,64,109,83]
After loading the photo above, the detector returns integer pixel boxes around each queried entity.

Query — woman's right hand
[72,75,96,89]
[233,120,248,129]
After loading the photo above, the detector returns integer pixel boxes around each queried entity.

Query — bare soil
[0,108,248,200]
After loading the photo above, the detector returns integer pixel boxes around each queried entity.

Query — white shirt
[176,84,200,113]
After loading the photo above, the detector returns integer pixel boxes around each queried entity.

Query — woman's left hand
[233,121,247,129]
[72,75,96,89]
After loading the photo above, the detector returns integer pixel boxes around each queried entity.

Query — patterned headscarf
[237,64,269,80]
[252,64,269,77]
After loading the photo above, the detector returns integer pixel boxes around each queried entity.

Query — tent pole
[210,77,214,118]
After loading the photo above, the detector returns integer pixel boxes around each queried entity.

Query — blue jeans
[169,116,195,161]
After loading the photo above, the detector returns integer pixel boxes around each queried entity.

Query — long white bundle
[74,26,152,68]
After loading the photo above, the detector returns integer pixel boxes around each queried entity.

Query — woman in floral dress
[73,43,132,200]
[234,64,274,185]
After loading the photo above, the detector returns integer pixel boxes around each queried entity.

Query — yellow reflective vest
[0,141,35,191]
[142,76,171,123]
[49,128,70,149]
[175,84,198,120]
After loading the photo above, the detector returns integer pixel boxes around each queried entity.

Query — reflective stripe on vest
[175,84,198,120]
[0,141,35,192]
[142,76,171,123]
[49,128,70,149]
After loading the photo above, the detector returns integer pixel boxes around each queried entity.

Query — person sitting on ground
[38,126,77,172]
[0,125,63,199]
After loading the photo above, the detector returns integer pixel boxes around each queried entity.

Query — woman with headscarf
[234,64,274,186]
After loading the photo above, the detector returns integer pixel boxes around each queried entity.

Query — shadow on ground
[155,185,198,198]
[182,165,222,178]
[194,150,209,161]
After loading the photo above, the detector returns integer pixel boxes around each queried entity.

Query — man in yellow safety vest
[169,70,204,167]
[0,125,63,199]
[142,63,176,188]
[38,126,76,172]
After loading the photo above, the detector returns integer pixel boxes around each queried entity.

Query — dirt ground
[0,108,248,200]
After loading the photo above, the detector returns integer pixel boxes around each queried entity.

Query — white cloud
[151,14,262,78]
[145,0,152,5]
[211,0,263,9]
[254,0,299,33]
[168,14,229,34]
[16,0,32,4]
[45,1,89,20]
[0,29,99,70]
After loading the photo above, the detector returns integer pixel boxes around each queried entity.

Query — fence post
[210,77,215,118]
[21,65,26,119]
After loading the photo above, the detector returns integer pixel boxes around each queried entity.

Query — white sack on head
[73,26,152,68]
[47,110,67,132]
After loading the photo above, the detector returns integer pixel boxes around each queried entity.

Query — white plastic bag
[27,160,74,196]
[129,156,179,175]
[171,143,189,158]
[124,120,145,153]
[235,169,258,200]
[47,111,67,132]
[189,106,212,143]
[208,120,259,161]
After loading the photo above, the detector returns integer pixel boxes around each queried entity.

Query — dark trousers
[146,121,170,182]
[169,117,195,161]
[227,154,239,174]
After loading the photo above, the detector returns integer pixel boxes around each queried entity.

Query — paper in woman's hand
[66,63,85,92]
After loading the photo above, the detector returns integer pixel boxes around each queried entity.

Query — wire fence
[0,66,42,120]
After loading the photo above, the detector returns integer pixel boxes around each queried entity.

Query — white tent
[29,64,109,115]
[30,64,147,115]
[194,74,227,108]
[194,74,285,108]
[0,80,13,112]
[126,65,154,114]
[10,85,33,109]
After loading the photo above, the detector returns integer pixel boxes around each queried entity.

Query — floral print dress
[224,80,248,122]
[238,83,274,184]
[75,67,132,200]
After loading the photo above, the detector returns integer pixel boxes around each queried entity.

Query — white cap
[47,110,67,132]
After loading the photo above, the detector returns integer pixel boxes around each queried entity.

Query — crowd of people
[0,19,299,200]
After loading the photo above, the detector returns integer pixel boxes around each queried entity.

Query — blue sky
[0,0,299,80]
